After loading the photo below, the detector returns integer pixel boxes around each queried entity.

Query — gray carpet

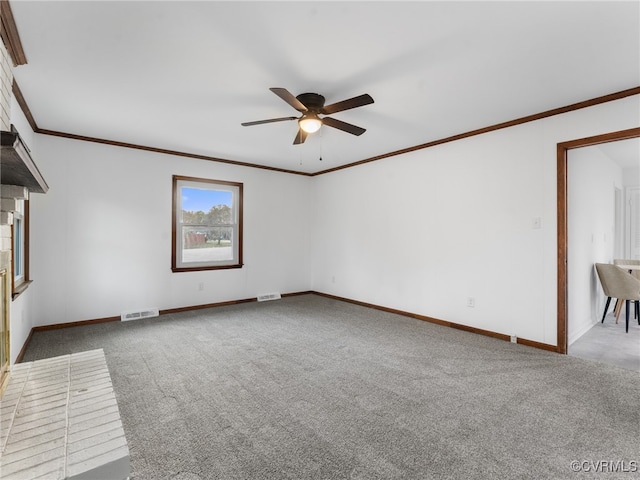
[21,294,640,480]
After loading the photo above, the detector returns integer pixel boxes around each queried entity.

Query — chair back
[614,258,640,281]
[595,263,640,301]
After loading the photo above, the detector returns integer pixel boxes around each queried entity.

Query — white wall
[13,93,640,357]
[8,94,40,363]
[311,96,640,346]
[28,135,312,328]
[622,165,640,260]
[622,166,640,187]
[567,147,622,345]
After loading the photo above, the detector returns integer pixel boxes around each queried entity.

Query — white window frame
[13,205,24,284]
[11,198,29,297]
[172,175,243,272]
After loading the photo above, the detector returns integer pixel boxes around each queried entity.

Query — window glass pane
[181,187,233,224]
[181,226,234,263]
[172,176,242,271]
[13,217,23,279]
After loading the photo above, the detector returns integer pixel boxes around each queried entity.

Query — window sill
[172,264,243,273]
[12,280,32,300]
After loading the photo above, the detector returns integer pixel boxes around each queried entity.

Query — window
[11,199,29,297]
[172,175,243,272]
[13,208,23,280]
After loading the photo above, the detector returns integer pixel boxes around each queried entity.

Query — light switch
[532,217,542,229]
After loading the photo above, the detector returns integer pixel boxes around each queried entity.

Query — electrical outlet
[467,297,475,308]
[510,335,517,343]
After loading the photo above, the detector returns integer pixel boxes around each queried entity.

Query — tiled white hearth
[0,349,129,479]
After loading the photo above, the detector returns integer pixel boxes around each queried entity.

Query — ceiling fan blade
[270,87,308,112]
[322,117,366,136]
[321,93,374,115]
[241,116,297,127]
[293,128,308,145]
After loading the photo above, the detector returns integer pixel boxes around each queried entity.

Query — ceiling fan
[241,88,374,145]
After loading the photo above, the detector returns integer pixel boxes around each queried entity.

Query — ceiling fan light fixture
[241,88,373,145]
[298,113,322,133]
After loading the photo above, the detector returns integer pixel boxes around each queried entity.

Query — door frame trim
[556,127,640,354]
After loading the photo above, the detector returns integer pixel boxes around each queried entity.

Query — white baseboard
[568,318,600,346]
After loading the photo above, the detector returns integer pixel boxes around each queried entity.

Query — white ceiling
[8,1,640,174]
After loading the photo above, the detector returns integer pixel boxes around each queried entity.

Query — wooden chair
[595,263,640,333]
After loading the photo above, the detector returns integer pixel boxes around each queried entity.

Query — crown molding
[0,0,26,66]
[36,128,313,177]
[12,81,640,177]
[12,81,37,130]
[311,86,640,176]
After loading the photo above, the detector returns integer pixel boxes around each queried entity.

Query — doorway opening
[557,127,640,358]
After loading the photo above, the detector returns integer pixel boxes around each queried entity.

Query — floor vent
[257,292,281,302]
[121,308,159,321]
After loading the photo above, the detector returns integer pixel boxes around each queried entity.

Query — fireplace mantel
[0,129,48,194]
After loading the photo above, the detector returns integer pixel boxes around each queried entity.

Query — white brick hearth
[0,349,129,479]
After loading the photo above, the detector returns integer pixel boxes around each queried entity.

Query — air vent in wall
[257,293,281,302]
[121,308,159,321]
